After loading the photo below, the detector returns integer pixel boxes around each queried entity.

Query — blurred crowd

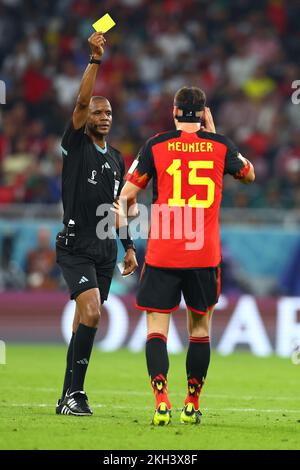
[0,226,248,295]
[4,224,295,295]
[0,0,300,210]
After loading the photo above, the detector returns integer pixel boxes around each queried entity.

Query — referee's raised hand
[88,32,106,58]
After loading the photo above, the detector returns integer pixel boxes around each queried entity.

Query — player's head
[173,87,206,126]
[86,96,112,137]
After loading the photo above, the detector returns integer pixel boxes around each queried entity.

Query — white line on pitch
[6,404,300,414]
[6,387,299,402]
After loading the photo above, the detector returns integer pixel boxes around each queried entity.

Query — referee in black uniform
[55,32,138,416]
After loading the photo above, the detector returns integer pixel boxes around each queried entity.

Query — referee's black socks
[61,332,75,399]
[70,323,97,393]
[185,336,210,410]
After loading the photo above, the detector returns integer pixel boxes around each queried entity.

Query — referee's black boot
[55,388,68,415]
[57,390,93,416]
[55,397,64,415]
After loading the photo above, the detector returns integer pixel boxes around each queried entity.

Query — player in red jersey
[115,87,255,425]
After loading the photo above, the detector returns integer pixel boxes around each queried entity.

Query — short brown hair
[174,87,206,110]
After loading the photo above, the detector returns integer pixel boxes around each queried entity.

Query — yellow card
[92,13,116,33]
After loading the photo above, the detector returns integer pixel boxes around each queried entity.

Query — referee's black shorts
[136,264,221,315]
[56,229,117,303]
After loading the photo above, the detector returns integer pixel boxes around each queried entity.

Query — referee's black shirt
[60,120,125,231]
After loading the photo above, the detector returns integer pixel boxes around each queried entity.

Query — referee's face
[86,98,112,137]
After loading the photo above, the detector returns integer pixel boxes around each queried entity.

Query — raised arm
[201,108,255,184]
[224,137,255,184]
[233,154,255,184]
[72,32,106,129]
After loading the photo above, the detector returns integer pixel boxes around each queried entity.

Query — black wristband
[116,226,136,252]
[89,56,102,65]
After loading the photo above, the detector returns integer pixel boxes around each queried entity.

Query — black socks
[70,323,97,393]
[145,333,169,380]
[145,334,210,384]
[186,336,210,383]
[61,332,75,399]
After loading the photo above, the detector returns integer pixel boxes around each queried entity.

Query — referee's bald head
[86,96,112,137]
[89,95,112,109]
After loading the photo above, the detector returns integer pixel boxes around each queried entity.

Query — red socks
[151,373,172,410]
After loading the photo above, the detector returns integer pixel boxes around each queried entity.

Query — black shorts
[136,264,221,315]
[56,231,117,302]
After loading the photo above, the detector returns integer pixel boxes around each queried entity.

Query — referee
[55,32,138,416]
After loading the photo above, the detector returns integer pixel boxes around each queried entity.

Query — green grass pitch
[0,345,299,450]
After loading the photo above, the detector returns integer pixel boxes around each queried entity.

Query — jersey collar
[94,142,107,154]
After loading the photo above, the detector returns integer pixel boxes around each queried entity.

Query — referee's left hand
[123,249,138,276]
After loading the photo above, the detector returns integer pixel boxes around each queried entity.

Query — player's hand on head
[88,32,106,58]
[201,107,216,134]
[122,249,138,276]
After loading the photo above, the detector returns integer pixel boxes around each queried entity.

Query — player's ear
[173,106,181,120]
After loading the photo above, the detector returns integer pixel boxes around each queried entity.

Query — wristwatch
[89,55,102,65]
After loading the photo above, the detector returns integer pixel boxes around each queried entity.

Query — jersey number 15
[166,159,215,208]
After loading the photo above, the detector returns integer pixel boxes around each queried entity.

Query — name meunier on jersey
[60,120,125,230]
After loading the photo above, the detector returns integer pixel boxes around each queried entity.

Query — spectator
[0,0,299,209]
[25,227,59,290]
[242,65,276,101]
[54,61,81,107]
[227,44,258,88]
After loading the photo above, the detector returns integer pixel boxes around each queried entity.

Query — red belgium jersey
[126,130,243,269]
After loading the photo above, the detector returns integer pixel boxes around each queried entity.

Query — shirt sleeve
[125,140,154,189]
[223,137,245,176]
[61,120,85,157]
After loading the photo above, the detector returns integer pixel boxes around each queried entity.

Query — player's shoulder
[61,119,86,155]
[62,119,85,140]
[147,130,182,147]
[107,143,122,156]
[198,131,237,151]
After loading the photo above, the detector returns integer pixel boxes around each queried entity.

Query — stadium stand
[0,0,300,294]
